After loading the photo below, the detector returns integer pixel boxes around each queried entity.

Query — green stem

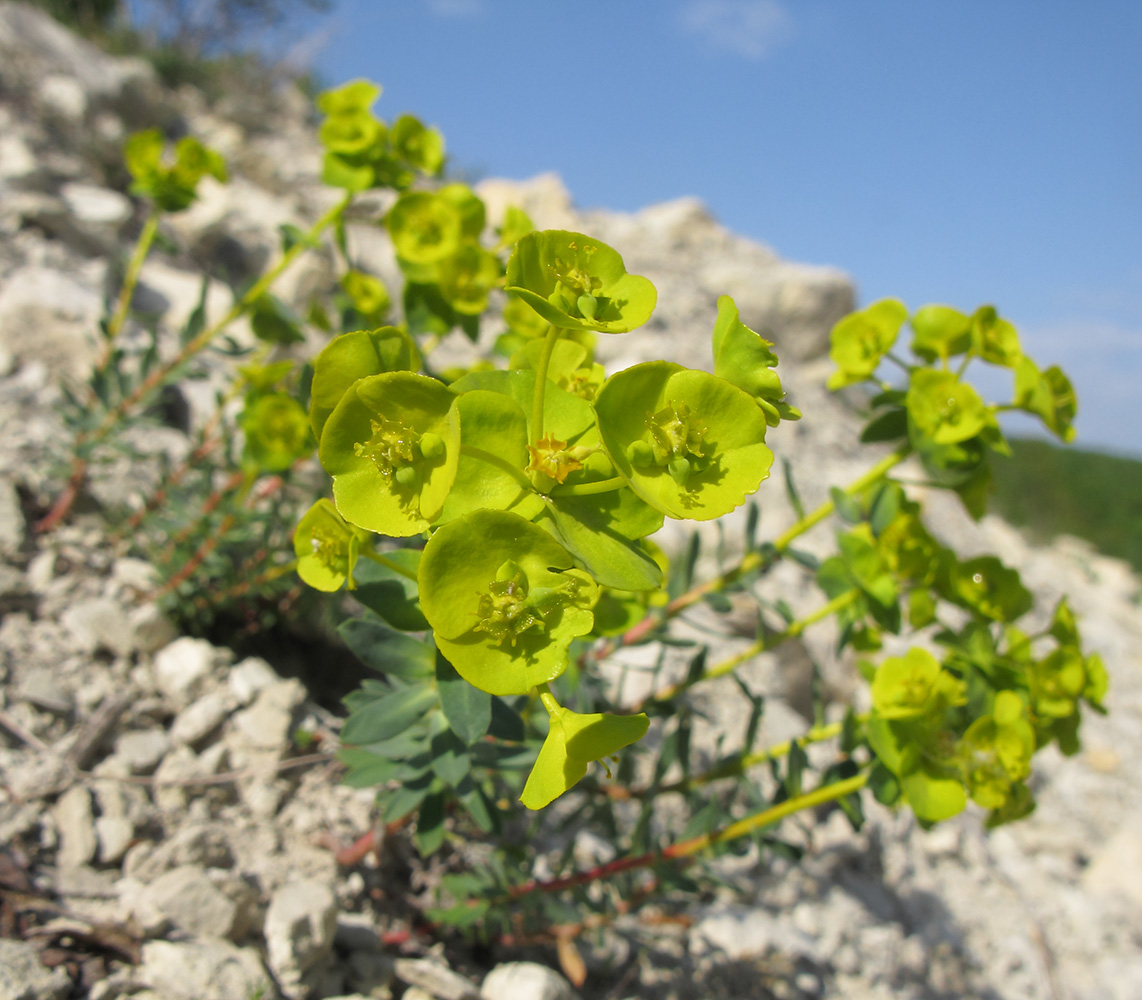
[602,444,911,653]
[88,192,353,449]
[772,443,911,552]
[530,326,563,443]
[657,717,860,795]
[505,771,868,900]
[535,682,561,716]
[360,549,419,582]
[459,444,537,495]
[104,211,160,354]
[550,476,627,497]
[641,589,860,707]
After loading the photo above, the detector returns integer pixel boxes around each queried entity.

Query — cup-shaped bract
[959,690,1034,810]
[910,304,972,363]
[871,648,964,720]
[294,498,367,592]
[316,79,382,117]
[391,114,444,176]
[595,361,773,521]
[438,244,501,316]
[827,298,907,390]
[308,327,419,440]
[319,372,459,537]
[1013,358,1077,443]
[341,271,391,324]
[906,370,993,446]
[418,510,598,696]
[387,191,463,265]
[506,230,656,333]
[240,393,313,473]
[124,130,227,213]
[710,296,799,426]
[520,706,650,810]
[945,555,1032,623]
[970,306,1022,367]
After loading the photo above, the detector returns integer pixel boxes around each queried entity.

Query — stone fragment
[60,182,132,228]
[95,815,134,864]
[137,864,247,941]
[481,962,577,1000]
[112,728,171,774]
[232,677,304,750]
[169,689,232,746]
[17,667,74,715]
[152,636,220,706]
[264,879,339,999]
[53,784,97,869]
[127,603,178,655]
[395,958,481,1000]
[0,265,103,377]
[1083,815,1142,910]
[228,655,280,705]
[0,476,24,556]
[61,596,134,656]
[137,939,271,1000]
[0,938,72,1000]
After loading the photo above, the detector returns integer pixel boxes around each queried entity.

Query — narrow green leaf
[340,682,438,746]
[436,654,492,745]
[338,617,435,677]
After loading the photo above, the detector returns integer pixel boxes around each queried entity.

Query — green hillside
[989,438,1142,575]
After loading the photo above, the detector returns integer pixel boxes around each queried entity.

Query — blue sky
[296,0,1140,456]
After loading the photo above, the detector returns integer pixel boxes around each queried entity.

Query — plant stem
[459,444,537,494]
[39,193,353,533]
[505,771,868,900]
[90,191,353,449]
[550,476,627,497]
[360,548,419,582]
[639,588,860,708]
[596,444,911,655]
[655,718,858,795]
[100,211,160,365]
[530,326,563,443]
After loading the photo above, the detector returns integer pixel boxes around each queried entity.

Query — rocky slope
[1,4,1140,999]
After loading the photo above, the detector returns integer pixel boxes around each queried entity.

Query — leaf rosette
[294,498,368,592]
[387,191,464,265]
[505,230,656,333]
[595,361,773,520]
[319,372,459,536]
[418,510,598,696]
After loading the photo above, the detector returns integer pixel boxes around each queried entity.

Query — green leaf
[340,682,439,746]
[488,697,526,742]
[506,230,656,333]
[337,747,400,788]
[436,654,492,745]
[542,492,664,591]
[860,407,908,444]
[352,549,429,632]
[339,617,435,678]
[379,770,434,823]
[430,727,472,786]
